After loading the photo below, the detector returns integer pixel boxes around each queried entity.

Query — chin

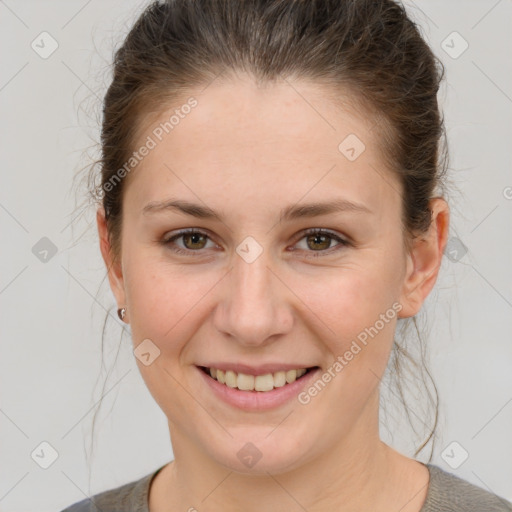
[204,429,315,476]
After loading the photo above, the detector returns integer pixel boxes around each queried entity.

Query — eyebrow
[142,197,372,222]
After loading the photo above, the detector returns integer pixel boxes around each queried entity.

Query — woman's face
[99,74,444,473]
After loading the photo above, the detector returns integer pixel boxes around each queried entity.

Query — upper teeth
[208,367,308,392]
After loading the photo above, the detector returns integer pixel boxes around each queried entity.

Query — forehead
[125,75,400,218]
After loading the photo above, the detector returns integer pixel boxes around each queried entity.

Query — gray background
[0,1,511,510]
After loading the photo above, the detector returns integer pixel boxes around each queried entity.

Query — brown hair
[89,0,449,462]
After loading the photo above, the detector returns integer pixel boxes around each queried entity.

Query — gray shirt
[60,463,512,511]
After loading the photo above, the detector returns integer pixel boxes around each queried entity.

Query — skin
[98,72,449,512]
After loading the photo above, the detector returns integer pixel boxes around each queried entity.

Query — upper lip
[197,363,318,376]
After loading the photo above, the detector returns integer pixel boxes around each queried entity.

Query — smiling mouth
[198,365,319,392]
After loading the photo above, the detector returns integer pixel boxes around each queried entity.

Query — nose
[213,249,294,347]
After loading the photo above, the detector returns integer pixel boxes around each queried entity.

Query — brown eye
[305,233,332,251]
[162,229,216,256]
[182,232,208,250]
[294,229,350,258]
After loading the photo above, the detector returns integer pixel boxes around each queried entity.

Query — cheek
[298,272,400,417]
[304,260,402,337]
[124,258,202,346]
[122,256,213,415]
[295,253,404,382]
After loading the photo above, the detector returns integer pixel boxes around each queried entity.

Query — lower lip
[196,365,321,411]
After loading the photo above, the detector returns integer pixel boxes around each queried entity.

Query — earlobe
[398,198,450,319]
[96,207,126,309]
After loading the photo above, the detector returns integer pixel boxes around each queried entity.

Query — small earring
[117,307,127,321]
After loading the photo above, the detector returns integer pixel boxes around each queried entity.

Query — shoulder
[422,464,512,512]
[59,466,164,512]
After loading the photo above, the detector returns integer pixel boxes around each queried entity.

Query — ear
[398,197,450,318]
[97,206,127,313]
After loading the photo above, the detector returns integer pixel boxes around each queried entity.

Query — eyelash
[161,228,350,259]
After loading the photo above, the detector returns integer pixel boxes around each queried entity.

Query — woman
[62,0,512,510]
